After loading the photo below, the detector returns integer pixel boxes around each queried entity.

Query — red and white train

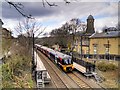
[35,44,74,72]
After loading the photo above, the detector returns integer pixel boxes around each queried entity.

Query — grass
[98,70,118,88]
[94,60,118,88]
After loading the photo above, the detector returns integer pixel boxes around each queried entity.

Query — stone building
[89,31,120,60]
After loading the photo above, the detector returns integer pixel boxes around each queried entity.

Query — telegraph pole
[32,33,35,65]
[107,39,110,60]
[105,29,110,61]
[80,35,82,60]
[32,33,36,76]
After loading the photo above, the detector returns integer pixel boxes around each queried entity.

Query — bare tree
[5,0,58,19]
[14,18,45,54]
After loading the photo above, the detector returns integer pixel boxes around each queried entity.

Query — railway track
[73,71,106,89]
[37,51,80,88]
[37,51,67,88]
[67,72,92,88]
[37,51,105,89]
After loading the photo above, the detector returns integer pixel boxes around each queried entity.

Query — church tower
[86,15,95,35]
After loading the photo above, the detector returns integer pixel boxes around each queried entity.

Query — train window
[68,58,72,64]
[64,59,68,64]
[63,58,72,65]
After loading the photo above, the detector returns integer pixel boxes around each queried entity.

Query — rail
[67,72,92,88]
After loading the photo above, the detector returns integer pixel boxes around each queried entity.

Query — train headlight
[63,67,66,71]
[72,66,74,70]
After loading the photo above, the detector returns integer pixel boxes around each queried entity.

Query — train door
[55,55,58,64]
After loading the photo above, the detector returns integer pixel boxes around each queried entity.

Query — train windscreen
[63,57,72,65]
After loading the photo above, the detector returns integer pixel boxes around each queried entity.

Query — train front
[62,56,74,72]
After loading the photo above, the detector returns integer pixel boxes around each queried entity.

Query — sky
[1,0,119,37]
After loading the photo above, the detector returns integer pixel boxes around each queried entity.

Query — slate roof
[90,31,120,38]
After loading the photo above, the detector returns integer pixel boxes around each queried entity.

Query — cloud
[1,1,118,37]
[95,16,118,32]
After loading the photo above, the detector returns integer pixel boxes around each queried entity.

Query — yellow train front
[52,51,74,72]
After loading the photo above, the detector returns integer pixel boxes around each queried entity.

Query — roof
[87,15,94,20]
[90,31,120,38]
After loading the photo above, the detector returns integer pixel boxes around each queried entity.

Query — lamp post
[32,32,37,79]
[32,33,35,65]
[107,39,110,60]
[80,35,82,60]
[105,29,110,60]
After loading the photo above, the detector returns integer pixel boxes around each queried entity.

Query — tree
[50,18,87,50]
[50,27,69,48]
[2,0,79,88]
[14,18,45,54]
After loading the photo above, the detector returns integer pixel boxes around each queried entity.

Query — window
[94,46,97,54]
[63,58,72,65]
[93,44,98,54]
[104,43,110,54]
[105,47,109,54]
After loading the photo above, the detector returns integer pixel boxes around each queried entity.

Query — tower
[86,15,95,35]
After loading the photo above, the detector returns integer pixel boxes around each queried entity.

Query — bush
[2,63,13,81]
[97,62,117,72]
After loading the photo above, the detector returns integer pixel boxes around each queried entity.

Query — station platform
[34,51,46,71]
[34,51,51,88]
[73,61,99,79]
[73,62,86,73]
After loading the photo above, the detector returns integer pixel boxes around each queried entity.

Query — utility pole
[32,33,35,65]
[107,39,110,60]
[80,35,82,60]
[32,33,36,77]
[105,29,110,61]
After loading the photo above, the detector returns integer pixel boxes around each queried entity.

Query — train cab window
[63,58,72,65]
[64,59,69,64]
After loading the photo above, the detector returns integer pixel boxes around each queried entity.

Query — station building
[72,15,120,60]
[89,31,120,60]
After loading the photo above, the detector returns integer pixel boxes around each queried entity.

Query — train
[35,44,74,72]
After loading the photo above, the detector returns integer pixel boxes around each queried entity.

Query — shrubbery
[97,62,117,72]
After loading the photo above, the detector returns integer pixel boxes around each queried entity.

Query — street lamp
[32,33,35,65]
[105,29,110,60]
[107,39,110,60]
[80,35,82,61]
